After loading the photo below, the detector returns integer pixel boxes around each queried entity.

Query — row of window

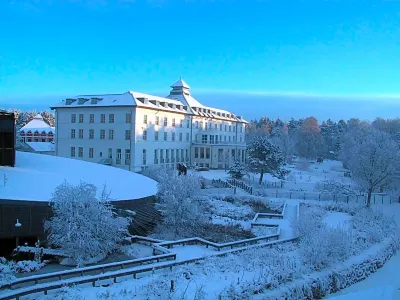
[71,146,131,165]
[153,149,189,165]
[71,129,131,140]
[200,134,243,144]
[142,130,190,142]
[193,147,246,163]
[70,113,244,133]
[71,113,131,124]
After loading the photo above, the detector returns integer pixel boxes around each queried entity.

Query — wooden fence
[227,178,253,194]
[0,236,298,300]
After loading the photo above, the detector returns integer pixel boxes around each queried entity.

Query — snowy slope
[0,152,157,201]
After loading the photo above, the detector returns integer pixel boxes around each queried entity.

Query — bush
[0,257,16,287]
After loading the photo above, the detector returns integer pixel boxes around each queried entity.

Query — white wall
[55,106,135,171]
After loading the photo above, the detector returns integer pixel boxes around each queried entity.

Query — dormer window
[90,97,102,104]
[66,98,76,105]
[78,98,88,105]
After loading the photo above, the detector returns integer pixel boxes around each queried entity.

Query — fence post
[303,193,306,200]
[347,195,349,203]
[374,195,376,204]
[290,192,292,199]
[382,195,384,204]
[318,193,321,201]
[276,190,278,198]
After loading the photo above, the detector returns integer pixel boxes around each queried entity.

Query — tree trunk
[259,169,264,185]
[366,190,372,208]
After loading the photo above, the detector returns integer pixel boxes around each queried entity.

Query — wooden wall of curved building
[0,195,156,239]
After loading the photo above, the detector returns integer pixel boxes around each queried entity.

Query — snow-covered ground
[323,211,352,229]
[0,151,157,201]
[325,203,400,300]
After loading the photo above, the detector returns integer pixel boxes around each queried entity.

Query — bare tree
[343,129,400,207]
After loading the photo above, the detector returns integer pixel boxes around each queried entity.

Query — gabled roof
[20,114,54,132]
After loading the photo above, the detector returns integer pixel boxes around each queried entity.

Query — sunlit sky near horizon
[1,0,400,121]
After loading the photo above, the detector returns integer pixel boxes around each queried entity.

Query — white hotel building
[51,79,247,172]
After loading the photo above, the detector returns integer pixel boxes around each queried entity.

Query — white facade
[51,79,247,172]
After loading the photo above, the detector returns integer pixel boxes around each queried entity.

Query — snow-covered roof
[0,151,158,202]
[51,79,247,123]
[170,77,191,89]
[50,93,135,108]
[26,142,55,152]
[20,114,55,133]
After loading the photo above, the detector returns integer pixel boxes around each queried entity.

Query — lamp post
[15,218,22,248]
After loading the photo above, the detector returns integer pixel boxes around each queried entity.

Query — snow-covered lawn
[0,151,157,201]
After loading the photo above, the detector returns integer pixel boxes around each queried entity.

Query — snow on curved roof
[0,152,157,202]
[20,114,55,133]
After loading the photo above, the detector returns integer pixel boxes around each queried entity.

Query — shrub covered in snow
[12,260,45,273]
[292,202,397,272]
[44,181,130,267]
[156,174,210,238]
[0,257,16,287]
[228,160,247,179]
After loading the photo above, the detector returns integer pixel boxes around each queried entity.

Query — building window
[225,125,227,131]
[108,148,112,159]
[220,124,222,131]
[89,129,94,139]
[172,118,176,127]
[166,149,170,162]
[89,147,94,158]
[144,114,148,124]
[78,147,83,157]
[109,129,114,140]
[109,114,114,123]
[125,130,131,140]
[187,120,190,128]
[210,135,215,144]
[229,125,232,132]
[71,129,76,139]
[172,132,175,141]
[90,114,94,123]
[180,119,183,128]
[195,121,199,128]
[155,131,159,141]
[200,121,203,129]
[116,149,121,164]
[164,132,167,141]
[142,149,147,165]
[164,117,168,126]
[202,135,208,144]
[126,113,131,123]
[143,129,147,140]
[155,116,159,125]
[176,150,180,161]
[200,148,205,159]
[154,149,158,164]
[79,114,84,123]
[125,149,131,165]
[79,129,83,139]
[179,133,182,141]
[206,148,210,159]
[185,149,188,161]
[160,149,164,163]
[195,147,199,159]
[71,147,75,157]
[71,114,76,123]
[186,133,190,141]
[100,129,105,139]
[100,114,106,123]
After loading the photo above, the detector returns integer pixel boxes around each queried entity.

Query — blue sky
[1,0,400,120]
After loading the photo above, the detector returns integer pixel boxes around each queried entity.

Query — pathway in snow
[325,204,400,300]
[253,202,298,239]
